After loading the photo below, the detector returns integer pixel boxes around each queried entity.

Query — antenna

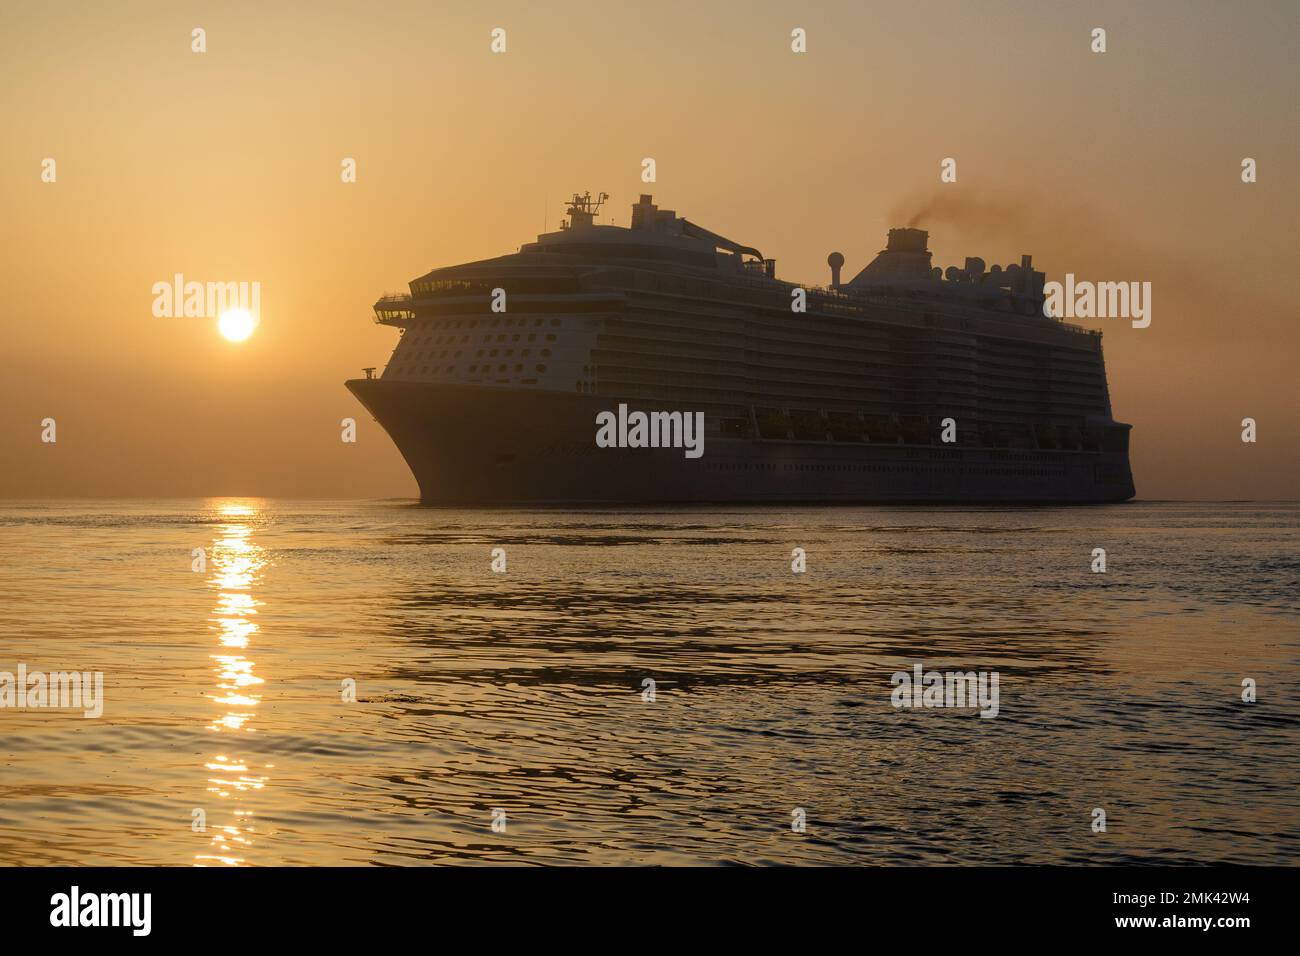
[562,190,608,229]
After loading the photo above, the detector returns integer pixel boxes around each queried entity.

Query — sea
[0,500,1296,865]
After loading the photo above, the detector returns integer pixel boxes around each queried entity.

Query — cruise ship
[346,192,1135,504]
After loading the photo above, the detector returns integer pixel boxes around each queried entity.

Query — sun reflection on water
[197,499,270,866]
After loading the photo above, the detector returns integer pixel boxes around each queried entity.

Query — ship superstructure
[346,192,1134,504]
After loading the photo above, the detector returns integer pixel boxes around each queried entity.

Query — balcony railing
[374,292,415,323]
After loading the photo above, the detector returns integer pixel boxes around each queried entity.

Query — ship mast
[560,191,608,229]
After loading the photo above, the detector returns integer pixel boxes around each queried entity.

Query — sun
[218,308,257,342]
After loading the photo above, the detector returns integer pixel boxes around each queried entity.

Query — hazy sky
[2,0,1296,499]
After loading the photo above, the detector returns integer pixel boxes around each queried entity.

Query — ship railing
[708,273,1105,334]
[810,286,1103,339]
[1053,320,1102,337]
[805,284,852,298]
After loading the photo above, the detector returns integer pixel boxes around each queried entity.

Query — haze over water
[0,499,1296,865]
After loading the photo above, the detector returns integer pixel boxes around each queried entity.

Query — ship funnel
[885,228,929,253]
[828,252,844,285]
[845,228,934,287]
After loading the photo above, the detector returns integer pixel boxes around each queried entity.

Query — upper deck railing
[714,273,1100,339]
[370,279,1100,340]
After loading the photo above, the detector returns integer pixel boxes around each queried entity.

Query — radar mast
[560,191,608,229]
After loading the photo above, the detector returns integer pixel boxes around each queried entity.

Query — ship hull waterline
[346,380,1136,506]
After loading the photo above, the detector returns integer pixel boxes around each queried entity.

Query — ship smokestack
[843,228,934,287]
[886,228,929,253]
[828,251,844,285]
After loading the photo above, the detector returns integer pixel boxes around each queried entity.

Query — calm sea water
[0,500,1296,866]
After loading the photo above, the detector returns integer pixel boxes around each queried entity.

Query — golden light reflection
[197,498,271,866]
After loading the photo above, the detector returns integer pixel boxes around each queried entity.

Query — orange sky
[1,0,1296,499]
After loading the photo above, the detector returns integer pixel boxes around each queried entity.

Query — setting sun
[218,308,257,342]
